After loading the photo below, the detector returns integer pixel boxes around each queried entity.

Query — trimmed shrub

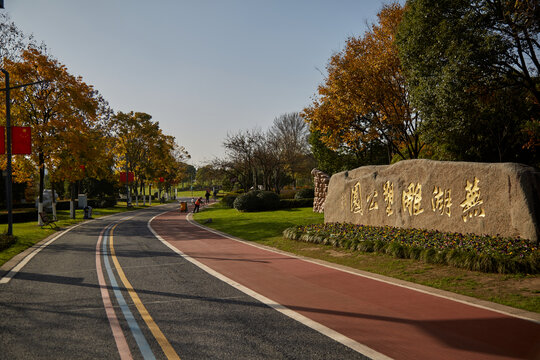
[295,188,315,199]
[258,191,280,211]
[0,209,37,223]
[233,192,260,212]
[221,194,238,208]
[279,198,314,209]
[233,191,280,212]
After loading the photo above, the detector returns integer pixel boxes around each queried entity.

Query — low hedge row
[220,192,314,211]
[0,209,37,223]
[279,198,314,209]
[294,188,314,199]
[283,223,539,274]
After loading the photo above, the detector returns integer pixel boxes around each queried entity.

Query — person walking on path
[205,190,211,204]
[193,197,202,213]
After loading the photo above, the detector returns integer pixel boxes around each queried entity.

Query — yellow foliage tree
[303,3,423,162]
[3,48,102,220]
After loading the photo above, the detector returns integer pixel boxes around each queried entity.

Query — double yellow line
[109,223,180,360]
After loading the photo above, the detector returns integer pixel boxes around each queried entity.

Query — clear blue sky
[5,0,397,166]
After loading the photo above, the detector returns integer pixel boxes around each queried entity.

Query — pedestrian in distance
[205,189,211,204]
[193,197,202,213]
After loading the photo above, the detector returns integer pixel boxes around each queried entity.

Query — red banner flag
[0,126,4,154]
[12,127,32,155]
[120,172,134,183]
[159,177,164,183]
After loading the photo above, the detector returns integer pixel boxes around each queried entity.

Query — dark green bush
[233,192,260,212]
[233,191,280,212]
[55,200,72,210]
[0,209,37,223]
[279,198,314,209]
[258,191,280,210]
[96,196,117,208]
[295,188,315,199]
[221,194,238,208]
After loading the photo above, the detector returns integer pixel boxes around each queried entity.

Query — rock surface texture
[324,160,540,243]
[311,169,330,213]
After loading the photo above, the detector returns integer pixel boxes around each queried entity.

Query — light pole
[1,69,13,236]
[1,69,48,235]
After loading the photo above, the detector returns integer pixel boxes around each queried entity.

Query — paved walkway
[151,208,540,360]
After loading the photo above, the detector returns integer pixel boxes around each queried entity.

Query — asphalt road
[0,204,368,359]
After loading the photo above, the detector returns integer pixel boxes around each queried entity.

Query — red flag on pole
[0,126,5,154]
[12,127,32,154]
[159,177,164,183]
[120,172,134,183]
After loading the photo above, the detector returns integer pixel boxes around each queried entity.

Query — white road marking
[148,213,392,360]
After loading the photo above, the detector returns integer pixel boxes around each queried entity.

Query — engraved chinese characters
[383,181,394,216]
[460,177,485,222]
[402,183,424,216]
[350,178,486,222]
[326,160,538,242]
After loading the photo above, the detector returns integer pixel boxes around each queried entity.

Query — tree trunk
[70,182,76,219]
[51,187,57,221]
[37,152,45,225]
[149,184,152,205]
[142,180,146,206]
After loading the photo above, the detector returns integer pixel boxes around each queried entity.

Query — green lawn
[175,190,208,198]
[194,204,539,313]
[193,205,324,242]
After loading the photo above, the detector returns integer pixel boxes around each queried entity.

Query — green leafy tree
[396,0,539,165]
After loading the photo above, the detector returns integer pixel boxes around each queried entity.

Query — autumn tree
[396,0,539,165]
[3,48,102,221]
[303,3,422,165]
[111,111,189,204]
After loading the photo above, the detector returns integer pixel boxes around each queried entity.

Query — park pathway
[150,209,540,360]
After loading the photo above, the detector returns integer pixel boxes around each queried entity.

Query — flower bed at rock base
[283,223,539,274]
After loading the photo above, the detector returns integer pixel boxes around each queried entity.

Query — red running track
[151,210,540,360]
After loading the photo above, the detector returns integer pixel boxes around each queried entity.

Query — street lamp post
[1,69,48,235]
[1,69,13,236]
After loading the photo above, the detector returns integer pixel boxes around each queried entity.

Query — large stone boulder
[324,160,540,243]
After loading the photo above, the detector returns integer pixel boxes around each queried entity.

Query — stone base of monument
[323,160,540,243]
